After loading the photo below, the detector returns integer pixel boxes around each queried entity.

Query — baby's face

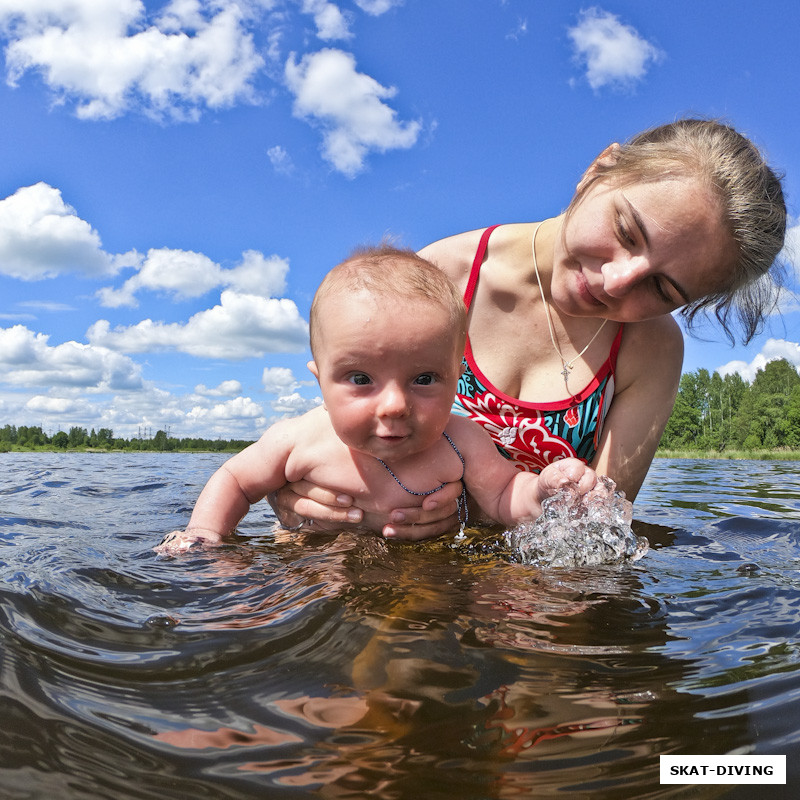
[309,290,463,462]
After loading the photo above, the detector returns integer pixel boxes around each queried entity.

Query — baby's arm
[155,421,296,554]
[452,418,597,526]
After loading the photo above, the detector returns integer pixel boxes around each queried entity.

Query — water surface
[1,453,799,798]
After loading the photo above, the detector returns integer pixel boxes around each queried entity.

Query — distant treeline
[2,357,799,456]
[659,357,800,452]
[0,425,254,453]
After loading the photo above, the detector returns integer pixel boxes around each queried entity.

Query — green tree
[68,426,88,447]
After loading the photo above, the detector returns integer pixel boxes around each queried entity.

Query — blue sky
[0,0,798,441]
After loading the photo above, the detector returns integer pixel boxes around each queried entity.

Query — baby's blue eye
[414,374,436,386]
[349,373,371,385]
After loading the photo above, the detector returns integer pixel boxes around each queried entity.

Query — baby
[157,246,596,554]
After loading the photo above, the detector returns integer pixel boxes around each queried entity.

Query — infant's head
[308,245,467,459]
[310,244,466,361]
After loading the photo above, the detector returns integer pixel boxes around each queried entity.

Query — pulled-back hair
[570,118,787,344]
[310,244,467,357]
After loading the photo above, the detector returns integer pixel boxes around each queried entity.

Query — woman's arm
[591,315,683,501]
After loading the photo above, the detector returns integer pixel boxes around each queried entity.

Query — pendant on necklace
[560,363,573,392]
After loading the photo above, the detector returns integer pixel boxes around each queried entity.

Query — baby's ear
[307,360,319,379]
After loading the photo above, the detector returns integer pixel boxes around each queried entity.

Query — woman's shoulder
[418,223,537,283]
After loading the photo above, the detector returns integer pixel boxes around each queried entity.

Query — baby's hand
[538,458,597,499]
[154,528,224,556]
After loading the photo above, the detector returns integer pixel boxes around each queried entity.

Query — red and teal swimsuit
[451,225,623,473]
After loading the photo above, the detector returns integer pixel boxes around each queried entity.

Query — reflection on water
[1,453,799,798]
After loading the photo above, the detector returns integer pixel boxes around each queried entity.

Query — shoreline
[2,445,799,461]
[655,449,800,461]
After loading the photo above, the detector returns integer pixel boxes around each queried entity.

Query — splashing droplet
[505,475,648,568]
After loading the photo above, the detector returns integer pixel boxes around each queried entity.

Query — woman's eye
[414,374,436,386]
[348,373,371,385]
[653,278,675,304]
[616,215,635,246]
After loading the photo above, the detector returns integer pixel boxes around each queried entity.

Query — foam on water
[505,475,649,567]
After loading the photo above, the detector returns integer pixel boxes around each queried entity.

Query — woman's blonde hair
[570,118,787,344]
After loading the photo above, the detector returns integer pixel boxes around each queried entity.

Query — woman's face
[550,175,738,323]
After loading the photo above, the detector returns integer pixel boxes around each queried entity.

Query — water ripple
[1,454,799,798]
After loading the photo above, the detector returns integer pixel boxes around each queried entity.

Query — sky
[0,0,798,441]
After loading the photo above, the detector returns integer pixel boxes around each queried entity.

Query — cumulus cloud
[194,379,244,397]
[25,394,84,415]
[271,391,321,416]
[262,365,302,393]
[0,0,265,120]
[0,324,143,390]
[299,0,352,40]
[0,3,424,173]
[96,248,290,307]
[568,7,663,91]
[0,183,114,279]
[717,338,800,383]
[87,290,308,359]
[285,48,421,176]
[186,395,265,423]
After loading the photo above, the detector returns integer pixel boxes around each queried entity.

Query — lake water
[1,453,799,799]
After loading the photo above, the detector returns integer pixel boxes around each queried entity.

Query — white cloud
[353,0,403,15]
[267,144,295,175]
[18,300,77,312]
[780,217,800,281]
[262,365,301,393]
[87,290,308,359]
[226,249,289,296]
[0,0,265,120]
[285,48,421,176]
[0,183,113,279]
[0,3,424,173]
[0,324,143,390]
[96,247,289,307]
[299,0,352,41]
[568,7,663,91]
[187,395,265,423]
[271,391,320,415]
[25,394,83,415]
[717,338,800,382]
[195,380,244,397]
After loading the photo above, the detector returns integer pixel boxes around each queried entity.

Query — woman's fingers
[268,482,363,527]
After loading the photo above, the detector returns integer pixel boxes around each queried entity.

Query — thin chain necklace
[531,221,608,395]
[375,431,468,531]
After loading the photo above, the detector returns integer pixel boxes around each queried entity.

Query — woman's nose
[601,254,649,297]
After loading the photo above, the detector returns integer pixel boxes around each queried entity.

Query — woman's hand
[381,481,465,541]
[268,481,364,529]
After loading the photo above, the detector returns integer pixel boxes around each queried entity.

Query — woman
[274,118,787,539]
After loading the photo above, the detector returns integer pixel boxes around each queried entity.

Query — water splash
[505,475,649,568]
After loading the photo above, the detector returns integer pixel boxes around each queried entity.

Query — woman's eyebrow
[622,196,651,246]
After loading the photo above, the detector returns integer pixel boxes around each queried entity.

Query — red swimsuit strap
[463,225,501,308]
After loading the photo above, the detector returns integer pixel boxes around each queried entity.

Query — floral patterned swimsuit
[451,225,624,473]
